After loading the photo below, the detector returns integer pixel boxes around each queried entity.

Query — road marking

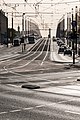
[65,110,80,115]
[0,112,8,114]
[35,105,45,108]
[7,84,21,88]
[67,77,73,79]
[23,107,34,110]
[10,109,21,113]
[58,100,68,104]
[0,99,75,115]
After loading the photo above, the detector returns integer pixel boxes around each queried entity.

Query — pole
[67,13,68,46]
[49,28,51,38]
[28,18,29,38]
[75,6,78,54]
[72,8,75,64]
[63,15,65,38]
[12,12,13,45]
[22,13,25,37]
[7,13,8,47]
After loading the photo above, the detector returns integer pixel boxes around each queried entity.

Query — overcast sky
[1,0,80,36]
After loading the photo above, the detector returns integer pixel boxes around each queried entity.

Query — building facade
[0,10,8,44]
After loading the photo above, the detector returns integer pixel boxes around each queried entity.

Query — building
[0,10,8,44]
[56,18,65,38]
[21,20,41,39]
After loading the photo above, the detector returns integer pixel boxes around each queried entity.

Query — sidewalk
[50,40,79,63]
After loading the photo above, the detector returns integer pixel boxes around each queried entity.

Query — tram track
[0,38,51,74]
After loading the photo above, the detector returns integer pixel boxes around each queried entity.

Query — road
[0,70,80,120]
[0,38,80,120]
[0,37,65,74]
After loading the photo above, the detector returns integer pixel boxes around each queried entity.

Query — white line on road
[0,112,8,114]
[35,105,45,108]
[65,110,80,115]
[10,109,21,113]
[0,99,77,115]
[23,107,34,110]
[67,77,73,79]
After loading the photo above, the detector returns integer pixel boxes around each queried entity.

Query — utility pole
[12,12,13,45]
[6,12,8,47]
[48,28,51,38]
[22,13,26,52]
[75,6,78,54]
[22,13,25,37]
[72,8,75,64]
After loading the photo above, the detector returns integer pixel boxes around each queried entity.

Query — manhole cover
[21,84,40,89]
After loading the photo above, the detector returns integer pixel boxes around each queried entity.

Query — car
[64,49,72,56]
[59,42,65,47]
[58,47,64,54]
[53,37,57,41]
[13,38,21,46]
[61,45,67,50]
[57,40,62,46]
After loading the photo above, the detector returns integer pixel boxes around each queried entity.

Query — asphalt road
[0,70,80,120]
[0,39,80,120]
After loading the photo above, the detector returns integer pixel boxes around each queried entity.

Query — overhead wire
[1,0,80,31]
[1,0,23,29]
[41,0,78,12]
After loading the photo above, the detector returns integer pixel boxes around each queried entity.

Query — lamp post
[63,15,65,38]
[12,12,13,45]
[72,8,75,64]
[67,12,71,46]
[22,13,25,52]
[22,13,25,37]
[75,6,78,54]
[28,17,30,38]
[6,12,8,47]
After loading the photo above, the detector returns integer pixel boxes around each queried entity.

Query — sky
[0,0,80,37]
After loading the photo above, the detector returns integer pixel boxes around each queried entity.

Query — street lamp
[75,6,78,54]
[72,8,75,64]
[22,13,25,37]
[22,13,26,52]
[67,12,71,46]
[6,12,8,47]
[12,12,13,45]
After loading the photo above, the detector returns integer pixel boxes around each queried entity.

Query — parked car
[64,49,72,56]
[57,40,64,46]
[53,37,57,41]
[61,45,67,50]
[58,47,64,54]
[59,42,65,47]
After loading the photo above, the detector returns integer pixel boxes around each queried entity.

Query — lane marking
[67,77,73,79]
[23,107,34,110]
[0,99,76,115]
[58,100,69,104]
[10,109,21,113]
[7,84,21,88]
[35,105,45,108]
[0,112,8,114]
[65,110,80,115]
